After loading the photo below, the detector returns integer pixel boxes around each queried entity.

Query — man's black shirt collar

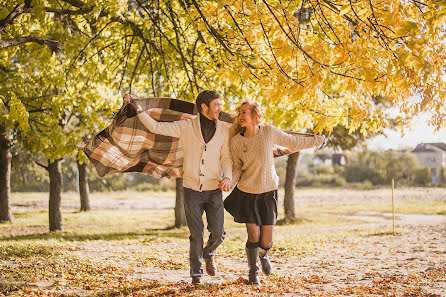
[199,113,216,143]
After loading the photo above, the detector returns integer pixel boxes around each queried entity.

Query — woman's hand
[318,135,327,150]
[321,135,327,147]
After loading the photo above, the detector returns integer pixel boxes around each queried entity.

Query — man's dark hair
[196,90,220,114]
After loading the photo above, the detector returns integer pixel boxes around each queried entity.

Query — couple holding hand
[124,90,325,285]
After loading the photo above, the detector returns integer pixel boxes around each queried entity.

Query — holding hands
[218,177,231,192]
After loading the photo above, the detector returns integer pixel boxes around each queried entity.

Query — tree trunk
[77,161,91,211]
[0,126,12,223]
[284,152,300,223]
[48,159,63,231]
[175,178,187,228]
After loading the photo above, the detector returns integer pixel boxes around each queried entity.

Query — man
[124,90,232,285]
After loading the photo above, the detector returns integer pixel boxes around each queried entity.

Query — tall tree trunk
[0,126,12,222]
[175,178,187,228]
[284,152,300,223]
[77,161,91,211]
[48,159,63,231]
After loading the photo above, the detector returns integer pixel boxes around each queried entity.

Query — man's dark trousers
[183,187,226,278]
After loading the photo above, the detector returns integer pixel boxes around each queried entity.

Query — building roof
[315,153,348,165]
[411,143,446,153]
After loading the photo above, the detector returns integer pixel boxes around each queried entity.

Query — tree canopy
[1,0,445,152]
[189,0,445,133]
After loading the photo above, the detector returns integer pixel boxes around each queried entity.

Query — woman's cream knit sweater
[231,125,324,194]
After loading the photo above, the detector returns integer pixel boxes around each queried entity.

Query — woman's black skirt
[224,187,278,225]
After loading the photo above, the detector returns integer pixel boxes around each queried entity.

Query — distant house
[411,143,446,184]
[314,153,348,166]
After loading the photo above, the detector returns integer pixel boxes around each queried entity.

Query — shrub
[441,167,446,185]
[314,165,334,175]
[296,174,346,187]
[348,180,373,190]
[333,176,347,187]
[413,166,431,186]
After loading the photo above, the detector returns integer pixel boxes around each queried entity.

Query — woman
[224,101,325,285]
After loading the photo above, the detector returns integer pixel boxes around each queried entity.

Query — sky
[366,113,446,151]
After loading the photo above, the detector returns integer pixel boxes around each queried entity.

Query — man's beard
[205,109,217,120]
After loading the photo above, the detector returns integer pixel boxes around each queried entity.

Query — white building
[411,143,446,184]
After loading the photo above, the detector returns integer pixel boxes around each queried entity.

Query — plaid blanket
[83,97,311,179]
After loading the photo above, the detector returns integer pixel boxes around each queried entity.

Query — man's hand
[123,94,133,104]
[123,94,143,113]
[218,177,231,192]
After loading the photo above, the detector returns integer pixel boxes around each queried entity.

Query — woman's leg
[259,225,274,275]
[259,225,273,248]
[246,223,260,243]
[245,223,260,284]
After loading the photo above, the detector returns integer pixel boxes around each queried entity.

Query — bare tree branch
[34,160,49,171]
[60,0,86,9]
[45,7,92,15]
[129,45,145,92]
[0,36,61,51]
[0,64,11,72]
[0,3,25,33]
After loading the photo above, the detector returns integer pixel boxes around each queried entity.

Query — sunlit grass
[11,190,175,204]
[1,208,174,228]
[300,199,446,215]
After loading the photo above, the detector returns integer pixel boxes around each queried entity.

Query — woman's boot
[245,242,260,285]
[259,243,272,275]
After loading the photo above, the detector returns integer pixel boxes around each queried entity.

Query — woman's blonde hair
[230,101,263,137]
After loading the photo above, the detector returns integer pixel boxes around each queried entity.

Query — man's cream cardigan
[138,112,232,192]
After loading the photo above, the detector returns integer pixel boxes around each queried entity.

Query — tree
[47,159,63,231]
[0,125,12,222]
[343,150,422,186]
[283,152,300,223]
[384,151,419,185]
[0,0,120,230]
[414,166,431,186]
[175,178,187,227]
[441,167,446,185]
[77,159,90,211]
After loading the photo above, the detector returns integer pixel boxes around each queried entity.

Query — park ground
[0,187,445,296]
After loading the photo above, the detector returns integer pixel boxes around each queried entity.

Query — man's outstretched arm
[124,94,187,138]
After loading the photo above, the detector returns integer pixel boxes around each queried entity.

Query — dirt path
[65,214,445,296]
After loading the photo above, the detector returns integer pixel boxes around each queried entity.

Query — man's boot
[259,243,272,275]
[245,242,260,285]
[191,276,201,285]
[204,256,217,276]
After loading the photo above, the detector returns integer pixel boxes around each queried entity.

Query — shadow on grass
[0,280,28,293]
[276,217,306,225]
[363,231,403,237]
[0,225,189,242]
